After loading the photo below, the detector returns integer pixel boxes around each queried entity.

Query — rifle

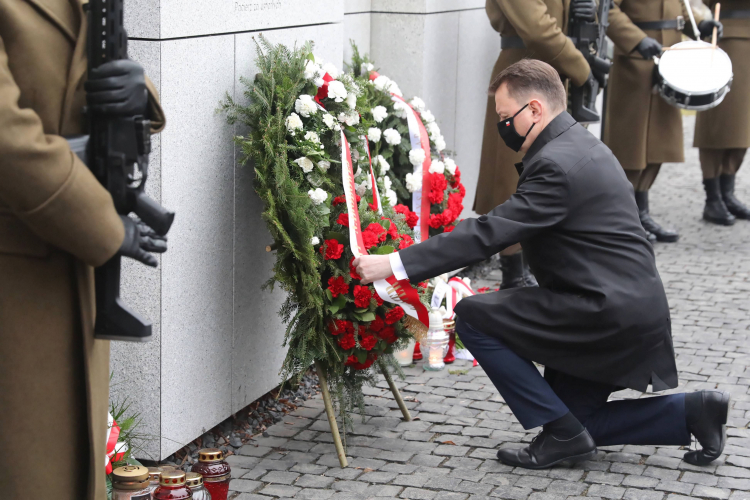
[71,0,175,342]
[568,0,613,124]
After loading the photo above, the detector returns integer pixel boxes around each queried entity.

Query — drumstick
[712,3,721,49]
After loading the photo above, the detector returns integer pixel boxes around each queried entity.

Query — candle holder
[423,308,449,371]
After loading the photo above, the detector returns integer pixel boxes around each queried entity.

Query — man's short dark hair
[488,59,567,112]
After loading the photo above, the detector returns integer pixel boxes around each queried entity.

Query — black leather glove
[85,59,149,117]
[119,216,167,267]
[698,19,723,40]
[635,37,663,59]
[571,0,597,21]
[588,69,606,90]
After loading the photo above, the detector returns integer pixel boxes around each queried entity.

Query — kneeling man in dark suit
[354,59,730,469]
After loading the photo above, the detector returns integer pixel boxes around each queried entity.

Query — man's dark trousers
[456,318,691,446]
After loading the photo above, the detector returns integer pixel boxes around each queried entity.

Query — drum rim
[657,40,733,96]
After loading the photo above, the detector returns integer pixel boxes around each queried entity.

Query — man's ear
[529,99,544,121]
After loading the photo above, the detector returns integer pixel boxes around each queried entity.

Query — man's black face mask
[497,103,535,153]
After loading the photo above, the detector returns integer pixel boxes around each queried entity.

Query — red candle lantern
[153,470,192,500]
[191,448,231,500]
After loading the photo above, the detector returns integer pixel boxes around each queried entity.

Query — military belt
[633,17,685,31]
[721,10,750,19]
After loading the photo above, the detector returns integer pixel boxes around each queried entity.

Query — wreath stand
[315,359,412,468]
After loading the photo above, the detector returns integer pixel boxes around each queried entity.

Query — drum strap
[633,18,685,31]
[721,10,750,19]
[500,36,526,49]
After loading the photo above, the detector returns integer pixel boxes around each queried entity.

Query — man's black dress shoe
[496,428,597,469]
[684,390,731,466]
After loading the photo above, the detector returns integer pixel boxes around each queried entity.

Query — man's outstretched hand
[353,255,393,284]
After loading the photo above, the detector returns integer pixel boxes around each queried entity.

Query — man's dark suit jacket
[399,111,677,393]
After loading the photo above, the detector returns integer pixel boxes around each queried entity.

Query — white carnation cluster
[360,62,374,74]
[294,157,314,173]
[317,160,331,172]
[409,148,426,167]
[346,92,357,109]
[429,160,445,174]
[371,105,388,123]
[311,236,320,245]
[444,158,457,175]
[405,171,422,193]
[355,180,368,197]
[304,131,320,144]
[322,113,340,131]
[434,136,446,152]
[385,189,398,206]
[421,110,435,123]
[392,100,409,119]
[304,60,325,87]
[285,112,303,133]
[383,128,401,146]
[372,75,402,96]
[375,155,390,174]
[295,94,317,117]
[338,110,360,126]
[321,62,339,79]
[308,188,328,205]
[327,81,347,102]
[367,127,382,143]
[409,96,426,113]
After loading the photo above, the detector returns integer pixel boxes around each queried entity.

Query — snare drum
[655,40,733,111]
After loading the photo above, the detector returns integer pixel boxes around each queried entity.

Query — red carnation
[336,213,349,227]
[375,293,384,306]
[339,332,356,350]
[328,319,354,336]
[327,276,349,298]
[395,204,419,229]
[385,306,405,324]
[378,326,398,344]
[398,234,414,249]
[349,257,361,280]
[353,285,372,308]
[332,195,346,206]
[369,202,378,212]
[477,286,491,293]
[429,212,448,229]
[362,230,379,249]
[443,224,456,233]
[427,173,448,205]
[360,333,378,351]
[451,166,462,187]
[320,239,344,260]
[381,217,399,240]
[458,183,466,197]
[418,281,428,289]
[345,354,359,365]
[370,315,385,333]
[365,223,386,242]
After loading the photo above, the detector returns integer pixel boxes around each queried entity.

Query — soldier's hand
[571,0,596,21]
[85,60,149,117]
[698,19,723,40]
[586,70,606,90]
[635,37,663,59]
[119,216,167,267]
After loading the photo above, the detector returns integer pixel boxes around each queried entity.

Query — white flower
[383,176,392,190]
[295,95,317,118]
[313,53,325,65]
[322,113,336,129]
[285,112,303,133]
[322,62,339,79]
[317,160,331,172]
[372,75,392,92]
[383,128,401,146]
[444,158,457,175]
[327,81,347,102]
[389,82,403,96]
[367,127,382,143]
[375,155,390,174]
[304,131,320,144]
[409,148,426,167]
[294,156,315,173]
[426,121,441,139]
[385,189,398,207]
[311,236,320,245]
[355,180,368,197]
[361,62,374,74]
[308,188,328,205]
[393,101,409,119]
[435,135,446,152]
[409,96,426,112]
[371,105,388,123]
[422,110,435,123]
[429,160,445,175]
[338,110,360,126]
[304,60,323,83]
[346,92,357,109]
[405,171,422,193]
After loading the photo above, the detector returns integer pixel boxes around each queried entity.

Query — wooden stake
[378,359,412,421]
[314,360,348,468]
[712,3,721,49]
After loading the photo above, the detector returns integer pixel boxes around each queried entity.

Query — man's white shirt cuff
[389,252,409,281]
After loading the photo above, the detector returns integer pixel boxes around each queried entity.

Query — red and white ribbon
[391,94,432,243]
[314,72,335,106]
[105,413,128,474]
[363,138,383,215]
[340,130,429,327]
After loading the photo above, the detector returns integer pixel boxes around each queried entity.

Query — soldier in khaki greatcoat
[604,0,720,242]
[694,0,750,225]
[475,0,593,287]
[0,1,165,498]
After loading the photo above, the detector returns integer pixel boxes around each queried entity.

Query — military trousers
[700,148,747,179]
[625,163,662,192]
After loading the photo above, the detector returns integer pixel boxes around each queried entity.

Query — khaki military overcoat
[604,0,704,171]
[474,0,591,215]
[694,0,750,149]
[0,1,164,499]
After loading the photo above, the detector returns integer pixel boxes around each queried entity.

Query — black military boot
[703,178,736,226]
[720,174,750,220]
[635,191,679,242]
[684,390,731,465]
[497,428,597,469]
[500,253,525,289]
[521,252,538,287]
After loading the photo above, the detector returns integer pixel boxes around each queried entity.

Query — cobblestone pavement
[226,116,750,500]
